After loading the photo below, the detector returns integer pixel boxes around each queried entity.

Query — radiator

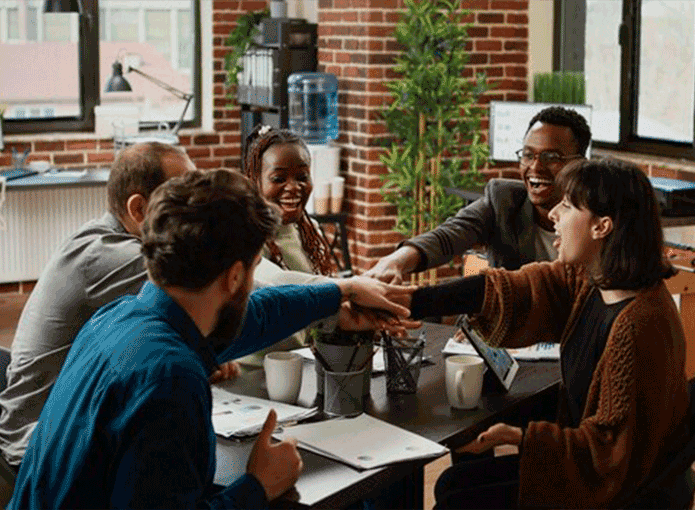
[0,185,107,284]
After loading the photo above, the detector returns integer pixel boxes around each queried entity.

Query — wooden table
[213,323,561,508]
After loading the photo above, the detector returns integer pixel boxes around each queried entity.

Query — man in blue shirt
[9,169,414,509]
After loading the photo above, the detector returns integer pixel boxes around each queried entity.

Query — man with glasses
[366,106,591,282]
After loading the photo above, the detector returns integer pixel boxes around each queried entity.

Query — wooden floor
[0,292,27,350]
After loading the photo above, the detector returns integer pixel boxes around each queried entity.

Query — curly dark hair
[557,158,675,290]
[526,106,592,157]
[107,142,186,218]
[141,169,280,290]
[243,124,334,276]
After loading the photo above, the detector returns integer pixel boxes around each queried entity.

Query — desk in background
[215,323,560,508]
[0,170,109,283]
[663,225,695,378]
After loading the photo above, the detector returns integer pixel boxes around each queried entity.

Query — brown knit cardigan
[476,261,689,509]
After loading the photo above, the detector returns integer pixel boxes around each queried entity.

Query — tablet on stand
[456,315,519,391]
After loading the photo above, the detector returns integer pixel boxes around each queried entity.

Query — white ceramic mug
[445,355,486,409]
[264,351,303,404]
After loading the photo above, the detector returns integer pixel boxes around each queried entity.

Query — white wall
[528,1,555,100]
[286,0,317,23]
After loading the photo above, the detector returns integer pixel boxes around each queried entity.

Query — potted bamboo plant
[380,0,490,286]
[533,71,586,104]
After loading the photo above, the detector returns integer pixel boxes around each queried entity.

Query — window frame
[555,0,695,160]
[4,0,201,135]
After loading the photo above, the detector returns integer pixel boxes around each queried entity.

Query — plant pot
[312,330,375,398]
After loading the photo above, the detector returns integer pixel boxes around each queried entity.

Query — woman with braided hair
[244,124,334,276]
[236,125,336,365]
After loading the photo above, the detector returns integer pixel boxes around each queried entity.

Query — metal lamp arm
[171,95,193,135]
[125,66,193,102]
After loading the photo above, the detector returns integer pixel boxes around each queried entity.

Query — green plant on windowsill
[224,7,269,103]
[379,0,490,285]
[533,71,586,105]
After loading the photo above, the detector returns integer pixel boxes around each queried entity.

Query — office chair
[0,346,15,508]
[626,378,695,509]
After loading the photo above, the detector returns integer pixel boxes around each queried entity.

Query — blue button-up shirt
[9,280,341,509]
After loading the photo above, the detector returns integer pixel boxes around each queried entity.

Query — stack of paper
[273,413,449,470]
[442,337,560,361]
[211,386,317,438]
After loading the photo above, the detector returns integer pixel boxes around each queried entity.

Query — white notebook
[273,413,449,470]
[211,386,317,438]
[442,337,560,361]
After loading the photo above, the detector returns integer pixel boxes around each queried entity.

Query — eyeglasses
[515,149,582,167]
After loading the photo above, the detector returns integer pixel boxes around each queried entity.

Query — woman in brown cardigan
[410,158,690,509]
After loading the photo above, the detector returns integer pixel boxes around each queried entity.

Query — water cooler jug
[288,72,338,144]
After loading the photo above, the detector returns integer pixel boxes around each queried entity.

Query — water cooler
[288,72,340,214]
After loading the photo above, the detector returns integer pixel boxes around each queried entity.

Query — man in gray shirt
[0,142,197,468]
[366,106,592,282]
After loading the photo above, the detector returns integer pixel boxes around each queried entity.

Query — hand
[363,247,420,284]
[337,301,422,335]
[209,361,241,384]
[247,409,303,501]
[337,276,416,319]
[456,423,522,455]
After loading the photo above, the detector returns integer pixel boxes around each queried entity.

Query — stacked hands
[231,275,420,501]
[232,275,521,501]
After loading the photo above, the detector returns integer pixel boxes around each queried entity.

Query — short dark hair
[107,142,187,218]
[557,158,675,290]
[141,169,280,290]
[526,106,592,157]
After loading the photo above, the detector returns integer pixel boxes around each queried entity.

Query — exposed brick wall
[316,0,531,273]
[1,0,533,283]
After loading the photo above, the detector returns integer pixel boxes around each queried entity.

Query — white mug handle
[454,368,466,408]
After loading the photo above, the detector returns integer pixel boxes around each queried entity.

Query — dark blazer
[406,178,551,271]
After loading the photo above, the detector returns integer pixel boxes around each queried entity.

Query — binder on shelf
[237,17,317,157]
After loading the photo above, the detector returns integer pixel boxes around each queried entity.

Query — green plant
[308,328,375,346]
[379,0,489,284]
[224,8,269,101]
[533,72,585,104]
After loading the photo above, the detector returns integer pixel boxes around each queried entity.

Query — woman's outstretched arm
[410,274,485,320]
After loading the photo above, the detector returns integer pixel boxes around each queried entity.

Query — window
[2,0,201,135]
[556,0,695,159]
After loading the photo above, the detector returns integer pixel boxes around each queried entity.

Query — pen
[346,340,361,373]
[355,347,379,372]
[310,344,332,372]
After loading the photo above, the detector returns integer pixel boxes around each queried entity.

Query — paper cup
[330,176,344,213]
[314,181,331,215]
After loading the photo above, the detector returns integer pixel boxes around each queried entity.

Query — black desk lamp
[44,0,81,13]
[104,58,193,136]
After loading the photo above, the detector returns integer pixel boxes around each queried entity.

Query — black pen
[310,344,332,372]
[346,341,360,372]
[355,347,378,373]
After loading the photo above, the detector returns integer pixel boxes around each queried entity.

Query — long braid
[244,125,335,276]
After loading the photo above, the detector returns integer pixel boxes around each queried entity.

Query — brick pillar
[317,0,529,274]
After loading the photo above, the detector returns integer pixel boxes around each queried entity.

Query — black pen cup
[314,340,372,398]
[382,339,424,394]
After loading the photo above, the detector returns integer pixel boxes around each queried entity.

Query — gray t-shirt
[0,213,147,466]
